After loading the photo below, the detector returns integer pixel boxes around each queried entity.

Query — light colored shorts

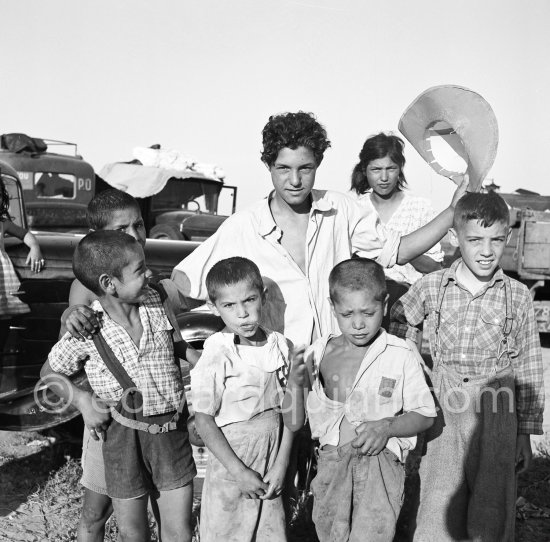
[80,426,108,495]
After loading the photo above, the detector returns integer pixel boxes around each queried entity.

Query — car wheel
[149,224,184,240]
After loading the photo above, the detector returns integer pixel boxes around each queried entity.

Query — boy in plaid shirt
[42,230,196,542]
[390,191,545,541]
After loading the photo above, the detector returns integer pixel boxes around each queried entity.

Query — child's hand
[186,346,201,367]
[288,345,307,388]
[66,306,100,341]
[261,460,287,500]
[235,467,269,499]
[77,392,111,441]
[26,245,45,273]
[351,419,391,456]
[515,434,533,474]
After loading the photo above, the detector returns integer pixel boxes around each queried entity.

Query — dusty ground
[1,347,549,542]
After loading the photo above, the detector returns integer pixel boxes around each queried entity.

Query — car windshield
[151,178,221,214]
[33,172,76,199]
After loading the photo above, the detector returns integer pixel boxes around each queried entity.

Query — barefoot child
[390,192,545,541]
[192,256,295,541]
[283,258,436,542]
[42,231,196,542]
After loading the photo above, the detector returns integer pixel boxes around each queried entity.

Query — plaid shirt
[48,288,183,416]
[389,259,545,434]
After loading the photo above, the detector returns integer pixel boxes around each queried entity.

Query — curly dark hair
[350,133,407,195]
[261,111,331,167]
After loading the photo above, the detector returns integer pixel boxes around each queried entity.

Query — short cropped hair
[329,258,387,303]
[453,191,510,230]
[351,133,407,195]
[206,257,264,303]
[86,188,141,230]
[261,111,331,167]
[73,230,141,296]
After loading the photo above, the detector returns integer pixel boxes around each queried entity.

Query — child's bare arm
[282,346,308,432]
[40,359,111,440]
[4,220,44,273]
[195,412,268,499]
[173,341,201,367]
[352,412,434,456]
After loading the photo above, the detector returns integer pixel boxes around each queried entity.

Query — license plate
[534,303,550,333]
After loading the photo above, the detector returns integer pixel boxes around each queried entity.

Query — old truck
[0,134,95,233]
[0,163,222,434]
[98,158,238,241]
[501,191,550,334]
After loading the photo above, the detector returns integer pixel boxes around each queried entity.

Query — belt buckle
[147,424,161,434]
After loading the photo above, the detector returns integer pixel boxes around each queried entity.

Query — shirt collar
[90,288,171,333]
[445,258,505,289]
[257,189,335,237]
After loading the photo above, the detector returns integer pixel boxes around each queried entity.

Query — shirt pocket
[474,307,505,351]
[435,306,460,350]
[152,329,173,351]
[367,373,402,407]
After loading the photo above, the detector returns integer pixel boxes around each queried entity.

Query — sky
[1,0,549,213]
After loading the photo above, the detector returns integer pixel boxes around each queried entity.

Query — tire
[149,223,184,241]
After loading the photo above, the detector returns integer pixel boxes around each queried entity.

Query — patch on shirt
[378,377,397,398]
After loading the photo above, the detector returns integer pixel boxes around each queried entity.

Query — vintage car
[0,164,223,434]
[99,160,238,242]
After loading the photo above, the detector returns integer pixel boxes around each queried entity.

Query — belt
[111,407,180,434]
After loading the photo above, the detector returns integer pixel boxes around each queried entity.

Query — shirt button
[464,327,470,332]
[461,354,466,359]
[463,377,469,383]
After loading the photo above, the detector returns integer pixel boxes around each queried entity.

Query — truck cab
[0,136,95,234]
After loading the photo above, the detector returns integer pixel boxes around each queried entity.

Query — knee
[79,502,111,534]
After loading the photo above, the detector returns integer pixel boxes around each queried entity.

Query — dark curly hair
[261,111,331,167]
[350,133,407,195]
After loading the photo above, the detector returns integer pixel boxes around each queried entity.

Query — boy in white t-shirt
[283,258,436,542]
[192,256,298,542]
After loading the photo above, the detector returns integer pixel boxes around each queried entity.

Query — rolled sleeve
[48,333,89,376]
[389,281,427,342]
[401,350,436,418]
[172,214,247,301]
[351,204,400,268]
[190,342,226,417]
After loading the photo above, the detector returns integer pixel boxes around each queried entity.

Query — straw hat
[398,85,498,191]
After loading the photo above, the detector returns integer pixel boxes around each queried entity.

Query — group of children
[38,184,544,542]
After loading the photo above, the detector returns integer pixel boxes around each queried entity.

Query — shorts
[80,426,108,495]
[103,408,196,500]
